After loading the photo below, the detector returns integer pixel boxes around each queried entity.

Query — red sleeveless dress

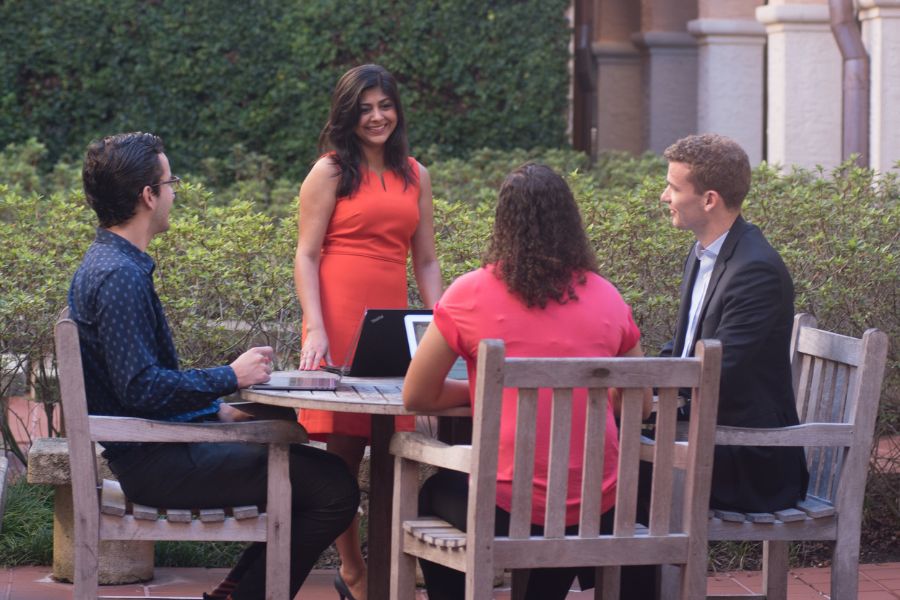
[299,158,419,439]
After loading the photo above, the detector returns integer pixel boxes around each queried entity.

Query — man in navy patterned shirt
[69,132,358,600]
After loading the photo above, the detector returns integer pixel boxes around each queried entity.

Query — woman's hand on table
[299,329,330,371]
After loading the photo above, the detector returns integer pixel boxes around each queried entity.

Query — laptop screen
[404,313,433,358]
[402,313,468,380]
[334,308,432,377]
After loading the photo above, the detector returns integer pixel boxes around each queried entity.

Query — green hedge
[1,142,897,561]
[0,0,570,181]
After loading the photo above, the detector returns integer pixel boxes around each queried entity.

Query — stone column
[593,0,643,155]
[634,0,698,153]
[757,2,843,170]
[859,0,900,173]
[633,31,698,154]
[688,17,766,164]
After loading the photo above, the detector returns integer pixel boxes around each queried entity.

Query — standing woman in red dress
[294,64,443,600]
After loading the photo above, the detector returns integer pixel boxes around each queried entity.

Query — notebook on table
[250,372,339,391]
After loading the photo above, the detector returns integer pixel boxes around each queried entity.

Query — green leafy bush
[0,141,302,460]
[0,0,570,181]
[1,144,897,566]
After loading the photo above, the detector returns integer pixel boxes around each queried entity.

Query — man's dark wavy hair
[483,163,598,308]
[318,64,415,198]
[82,132,164,228]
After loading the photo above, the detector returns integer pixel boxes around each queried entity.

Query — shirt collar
[94,228,156,275]
[693,230,728,261]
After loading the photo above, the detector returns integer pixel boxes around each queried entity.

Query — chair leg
[265,444,292,600]
[762,540,789,600]
[597,566,620,600]
[682,554,707,600]
[390,457,418,600]
[391,552,417,600]
[659,564,682,600]
[73,528,100,600]
[466,562,496,600]
[830,534,861,600]
[510,569,528,600]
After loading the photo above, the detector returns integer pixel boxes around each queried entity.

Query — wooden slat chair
[703,313,889,600]
[389,338,723,600]
[55,309,308,600]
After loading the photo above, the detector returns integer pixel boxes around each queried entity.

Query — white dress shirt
[681,231,728,358]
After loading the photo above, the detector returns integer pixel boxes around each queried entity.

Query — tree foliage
[0,0,570,181]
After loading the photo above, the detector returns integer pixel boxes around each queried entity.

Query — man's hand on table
[231,346,275,388]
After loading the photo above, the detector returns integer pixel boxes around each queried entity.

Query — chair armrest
[715,423,854,447]
[389,431,472,473]
[89,416,308,445]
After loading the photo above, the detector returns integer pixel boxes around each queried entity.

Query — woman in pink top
[403,163,649,599]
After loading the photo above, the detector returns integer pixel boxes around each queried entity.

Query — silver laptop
[403,313,468,380]
[250,372,339,391]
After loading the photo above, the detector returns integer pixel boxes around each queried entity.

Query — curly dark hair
[483,163,598,308]
[663,133,751,210]
[318,64,414,198]
[82,132,165,228]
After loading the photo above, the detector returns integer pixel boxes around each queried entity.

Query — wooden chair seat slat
[100,479,261,524]
[422,533,466,549]
[796,497,836,519]
[231,505,260,520]
[403,518,450,530]
[711,495,838,528]
[132,503,159,521]
[712,510,747,523]
[403,519,467,549]
[164,508,193,523]
[772,508,806,523]
[199,509,226,523]
[100,480,127,517]
[745,513,776,524]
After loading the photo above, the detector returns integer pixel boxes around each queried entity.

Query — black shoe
[333,572,358,600]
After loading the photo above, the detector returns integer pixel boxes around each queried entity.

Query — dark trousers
[417,470,659,600]
[108,442,359,600]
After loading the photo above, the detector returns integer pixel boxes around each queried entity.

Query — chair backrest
[465,338,721,580]
[788,313,889,508]
[54,307,102,519]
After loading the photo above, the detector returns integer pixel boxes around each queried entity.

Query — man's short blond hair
[663,133,751,210]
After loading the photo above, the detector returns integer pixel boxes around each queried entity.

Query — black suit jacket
[671,216,808,512]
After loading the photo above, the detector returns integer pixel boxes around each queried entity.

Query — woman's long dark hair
[318,64,415,198]
[483,163,598,308]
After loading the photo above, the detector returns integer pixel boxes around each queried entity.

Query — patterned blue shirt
[68,229,235,435]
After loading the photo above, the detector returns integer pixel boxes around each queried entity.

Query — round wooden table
[242,375,469,600]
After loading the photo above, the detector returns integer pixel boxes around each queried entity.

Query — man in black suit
[660,133,808,513]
